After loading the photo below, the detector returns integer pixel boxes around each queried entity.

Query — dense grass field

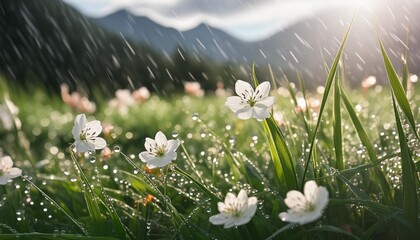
[0,22,419,239]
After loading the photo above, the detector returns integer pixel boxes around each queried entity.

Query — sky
[63,0,368,41]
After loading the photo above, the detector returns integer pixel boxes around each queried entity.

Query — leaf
[333,70,344,171]
[253,66,298,190]
[340,87,392,204]
[378,36,419,141]
[263,117,298,190]
[301,8,358,187]
[392,96,418,227]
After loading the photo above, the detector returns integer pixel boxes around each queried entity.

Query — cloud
[64,0,359,41]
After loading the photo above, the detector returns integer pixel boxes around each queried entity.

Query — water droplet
[229,137,235,144]
[192,113,200,121]
[113,146,121,153]
[89,156,96,163]
[171,131,179,138]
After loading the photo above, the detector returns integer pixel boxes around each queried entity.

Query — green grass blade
[378,36,419,141]
[174,166,221,202]
[263,117,298,190]
[301,8,358,187]
[262,120,285,185]
[335,171,370,200]
[69,149,104,234]
[340,88,392,204]
[333,71,343,171]
[392,96,418,227]
[253,65,298,190]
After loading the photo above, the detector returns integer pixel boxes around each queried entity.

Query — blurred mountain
[93,2,420,86]
[1,0,419,95]
[0,0,246,96]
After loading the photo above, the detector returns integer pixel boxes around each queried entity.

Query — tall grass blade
[263,117,298,190]
[333,72,343,171]
[378,36,419,141]
[340,88,392,204]
[253,64,298,190]
[301,8,358,187]
[69,149,104,234]
[391,96,418,228]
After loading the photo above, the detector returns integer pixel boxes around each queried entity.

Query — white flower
[279,180,329,225]
[0,155,22,185]
[225,80,274,121]
[72,114,106,153]
[139,131,179,169]
[0,100,20,131]
[209,189,257,229]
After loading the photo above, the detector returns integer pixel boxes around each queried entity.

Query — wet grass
[0,73,419,239]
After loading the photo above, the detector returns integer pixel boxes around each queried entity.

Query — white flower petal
[6,167,22,178]
[226,96,246,112]
[236,106,253,120]
[243,199,257,217]
[144,138,156,152]
[155,131,167,146]
[314,186,329,211]
[165,151,177,161]
[165,140,179,153]
[254,81,271,99]
[139,151,155,163]
[233,215,252,226]
[224,192,237,205]
[146,155,173,168]
[0,176,9,185]
[284,190,307,210]
[281,209,322,225]
[91,137,106,150]
[209,214,229,225]
[85,120,102,137]
[255,96,275,108]
[304,180,318,202]
[75,141,94,153]
[224,219,238,229]
[252,106,270,121]
[217,202,226,212]
[237,189,248,205]
[1,156,13,169]
[72,114,86,140]
[235,80,254,99]
[248,196,258,206]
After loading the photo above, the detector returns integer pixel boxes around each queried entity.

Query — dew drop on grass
[229,137,235,144]
[89,156,96,163]
[192,113,200,121]
[171,131,179,138]
[113,146,121,153]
